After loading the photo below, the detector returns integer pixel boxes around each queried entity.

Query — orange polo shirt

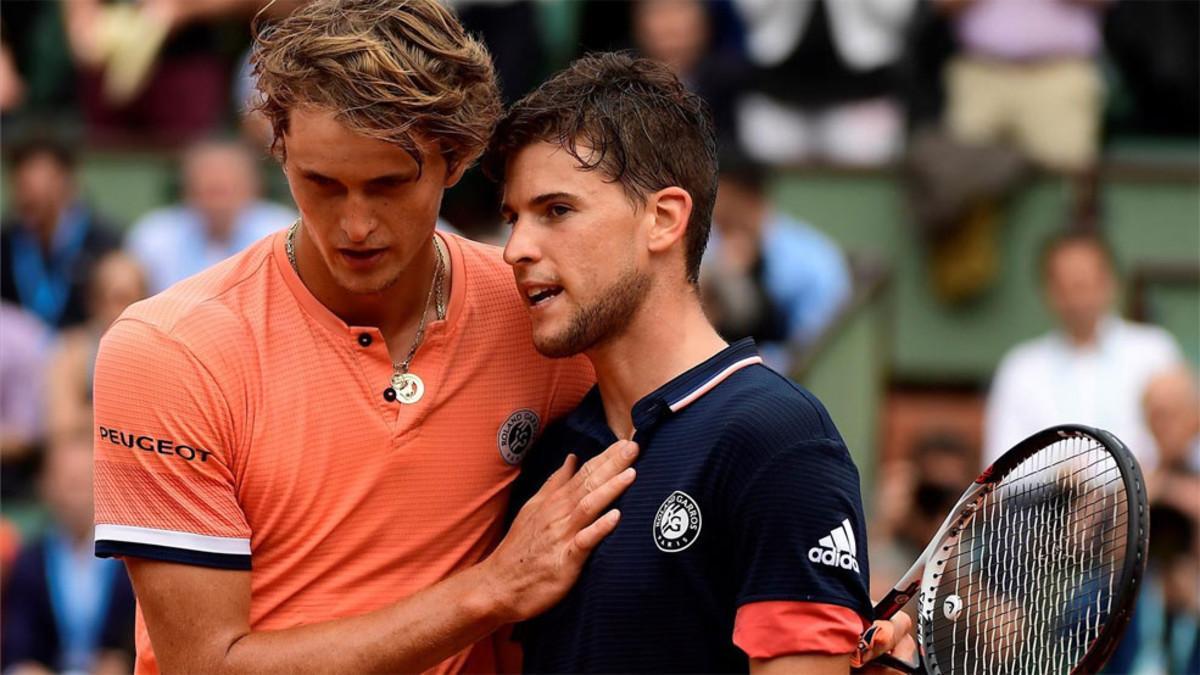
[92,230,594,674]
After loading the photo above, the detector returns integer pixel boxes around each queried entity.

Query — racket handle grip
[873,586,915,620]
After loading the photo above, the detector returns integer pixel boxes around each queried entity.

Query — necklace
[286,220,446,404]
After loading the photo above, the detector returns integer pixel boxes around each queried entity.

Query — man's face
[634,0,708,76]
[185,145,258,234]
[502,141,650,358]
[1144,370,1200,465]
[14,152,73,234]
[1044,242,1114,338]
[282,107,462,295]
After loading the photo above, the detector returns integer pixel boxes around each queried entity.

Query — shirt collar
[636,338,763,419]
[563,338,764,442]
[1053,315,1120,354]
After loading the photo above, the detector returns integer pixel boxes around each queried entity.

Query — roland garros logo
[498,409,540,465]
[653,491,702,552]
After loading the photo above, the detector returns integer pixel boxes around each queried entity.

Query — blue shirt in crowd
[125,201,296,294]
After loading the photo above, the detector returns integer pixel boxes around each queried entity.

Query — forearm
[143,563,510,674]
[750,653,849,674]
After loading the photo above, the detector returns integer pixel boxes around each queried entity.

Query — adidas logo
[808,518,860,572]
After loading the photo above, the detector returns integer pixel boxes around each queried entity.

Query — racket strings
[925,436,1129,675]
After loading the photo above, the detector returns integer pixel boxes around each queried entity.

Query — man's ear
[444,156,470,188]
[646,186,693,255]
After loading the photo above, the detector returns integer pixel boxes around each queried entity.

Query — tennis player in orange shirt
[92,1,634,672]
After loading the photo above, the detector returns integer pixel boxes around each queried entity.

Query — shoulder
[716,365,843,446]
[452,234,513,284]
[1113,318,1181,357]
[995,333,1055,376]
[704,366,855,482]
[106,239,275,366]
[447,234,529,317]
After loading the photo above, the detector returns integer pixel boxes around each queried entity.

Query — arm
[752,654,849,674]
[130,444,638,674]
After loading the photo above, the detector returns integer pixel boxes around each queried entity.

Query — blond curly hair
[251,0,501,172]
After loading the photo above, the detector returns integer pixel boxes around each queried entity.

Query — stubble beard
[534,265,651,359]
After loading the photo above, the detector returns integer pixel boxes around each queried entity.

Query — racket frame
[870,424,1148,675]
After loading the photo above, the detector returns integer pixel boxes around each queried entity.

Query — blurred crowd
[0,0,1197,672]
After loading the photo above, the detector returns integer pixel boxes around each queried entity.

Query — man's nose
[503,219,542,267]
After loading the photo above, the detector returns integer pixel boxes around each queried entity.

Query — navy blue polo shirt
[508,339,872,673]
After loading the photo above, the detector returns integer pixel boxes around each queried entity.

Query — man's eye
[548,204,571,218]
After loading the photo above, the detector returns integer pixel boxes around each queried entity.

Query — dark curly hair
[485,52,718,285]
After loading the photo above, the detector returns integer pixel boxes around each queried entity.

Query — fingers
[852,613,914,668]
[568,440,638,494]
[573,509,621,552]
[544,454,577,492]
[575,467,636,525]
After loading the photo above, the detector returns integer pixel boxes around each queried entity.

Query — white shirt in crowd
[984,315,1184,471]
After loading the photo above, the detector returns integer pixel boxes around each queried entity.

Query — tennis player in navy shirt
[488,53,915,674]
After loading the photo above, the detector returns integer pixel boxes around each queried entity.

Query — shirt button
[357,333,372,347]
[383,387,397,402]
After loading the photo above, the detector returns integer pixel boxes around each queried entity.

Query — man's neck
[586,285,727,440]
[1063,318,1104,349]
[293,225,441,344]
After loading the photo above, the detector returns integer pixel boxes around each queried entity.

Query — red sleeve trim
[733,601,868,658]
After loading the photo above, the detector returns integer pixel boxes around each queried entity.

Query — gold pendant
[391,372,425,404]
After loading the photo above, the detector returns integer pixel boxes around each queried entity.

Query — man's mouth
[338,248,387,268]
[524,284,564,307]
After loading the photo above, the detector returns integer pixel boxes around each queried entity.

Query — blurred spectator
[0,36,24,112]
[984,231,1184,470]
[125,139,295,294]
[937,0,1108,174]
[1,137,120,329]
[1106,499,1200,673]
[60,0,282,145]
[632,0,746,145]
[1144,366,1200,487]
[45,252,148,447]
[0,302,51,456]
[0,517,19,587]
[702,153,851,372]
[1109,365,1200,673]
[732,0,916,166]
[1,435,136,675]
[869,431,975,600]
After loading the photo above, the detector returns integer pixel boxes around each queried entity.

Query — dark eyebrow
[530,192,578,206]
[366,171,418,185]
[296,167,417,184]
[298,168,336,182]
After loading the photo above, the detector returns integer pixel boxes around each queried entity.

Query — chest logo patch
[653,491,702,552]
[498,409,540,465]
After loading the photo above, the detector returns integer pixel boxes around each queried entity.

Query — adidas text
[808,518,860,572]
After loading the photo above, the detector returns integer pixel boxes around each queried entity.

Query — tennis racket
[871,424,1149,674]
